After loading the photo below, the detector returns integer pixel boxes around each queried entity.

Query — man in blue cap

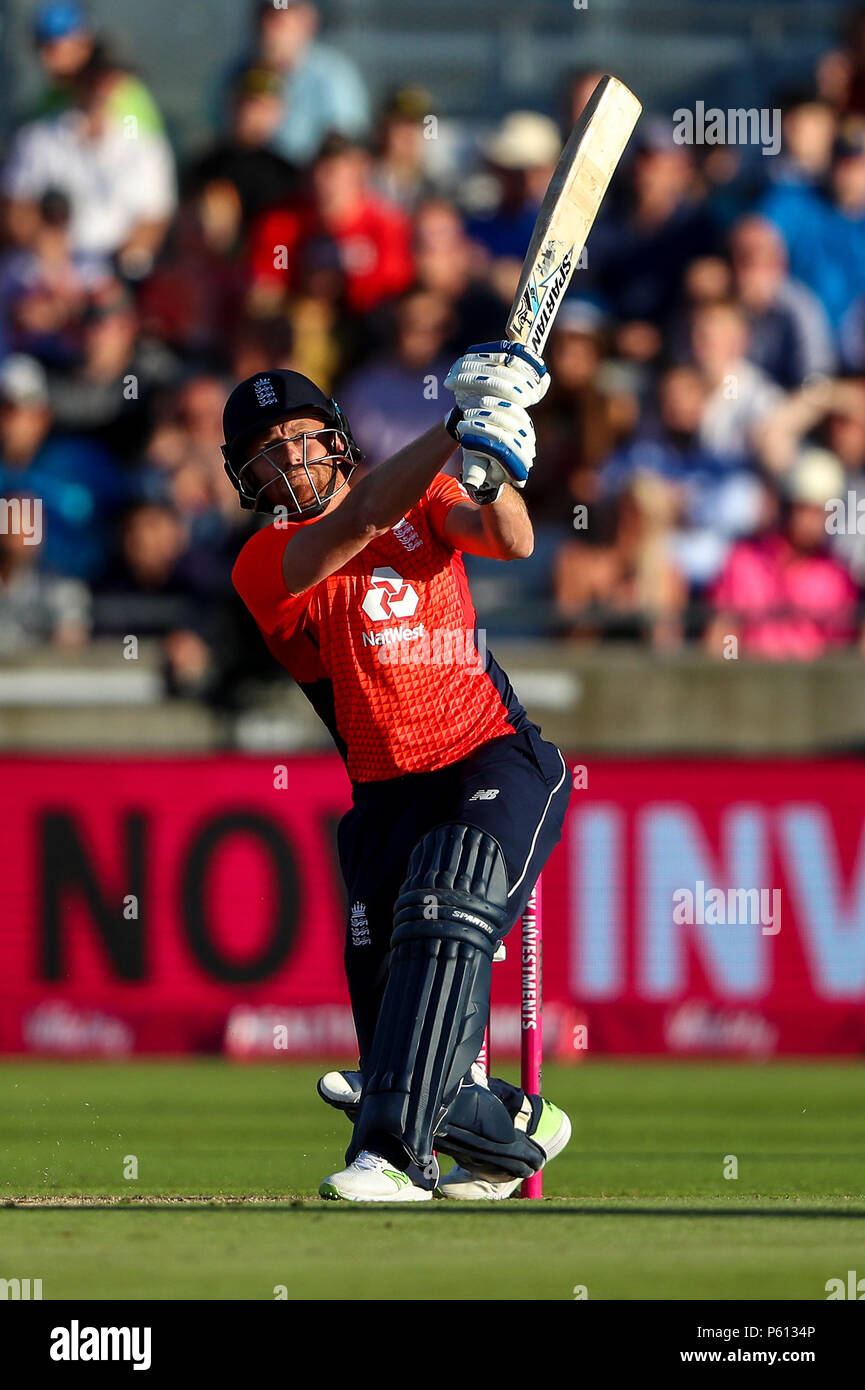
[30,1,165,137]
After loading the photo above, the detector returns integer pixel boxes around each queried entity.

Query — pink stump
[520,878,543,1198]
[475,882,543,1199]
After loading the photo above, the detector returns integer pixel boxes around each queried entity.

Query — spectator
[701,89,837,229]
[706,448,858,658]
[28,1,165,135]
[2,4,863,670]
[824,380,865,474]
[688,299,784,462]
[755,375,865,580]
[601,364,766,588]
[0,188,107,366]
[3,46,176,274]
[666,255,734,364]
[554,470,687,648]
[756,375,865,475]
[371,87,439,213]
[817,5,865,117]
[467,112,561,267]
[47,278,179,460]
[92,500,216,694]
[187,66,298,242]
[248,133,414,316]
[412,198,504,353]
[559,67,605,139]
[0,515,90,653]
[145,373,245,558]
[337,288,455,465]
[0,353,127,579]
[530,300,634,528]
[587,120,718,337]
[769,89,837,188]
[136,196,247,362]
[284,235,363,391]
[728,214,836,387]
[816,387,865,582]
[759,118,865,334]
[239,0,370,163]
[228,315,295,384]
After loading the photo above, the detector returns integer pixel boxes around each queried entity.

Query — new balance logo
[253,377,278,408]
[469,788,500,801]
[384,1169,410,1188]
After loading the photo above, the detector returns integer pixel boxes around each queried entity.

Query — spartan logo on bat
[528,245,574,354]
[513,283,538,335]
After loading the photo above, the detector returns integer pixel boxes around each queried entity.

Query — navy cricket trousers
[337,724,571,1064]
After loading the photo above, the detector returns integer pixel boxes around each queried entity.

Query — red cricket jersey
[232,472,531,782]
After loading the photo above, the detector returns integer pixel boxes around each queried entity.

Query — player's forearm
[348,422,458,535]
[279,423,458,595]
[482,484,534,560]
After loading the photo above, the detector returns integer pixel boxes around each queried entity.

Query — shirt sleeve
[424,470,472,548]
[322,49,371,140]
[2,124,48,200]
[129,133,177,222]
[231,525,311,639]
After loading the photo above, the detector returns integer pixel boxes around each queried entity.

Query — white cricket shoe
[319,1150,434,1203]
[317,1070,363,1111]
[438,1099,572,1201]
[437,1169,523,1201]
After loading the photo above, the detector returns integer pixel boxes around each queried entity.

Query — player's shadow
[6,1201,865,1218]
[307,1203,865,1219]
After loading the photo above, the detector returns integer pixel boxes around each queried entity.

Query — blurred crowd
[4,0,865,698]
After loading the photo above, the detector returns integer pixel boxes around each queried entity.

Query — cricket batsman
[226,341,572,1201]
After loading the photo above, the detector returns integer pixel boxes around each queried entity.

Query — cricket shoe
[317,1069,362,1120]
[437,1098,571,1200]
[317,1065,490,1114]
[319,1150,436,1203]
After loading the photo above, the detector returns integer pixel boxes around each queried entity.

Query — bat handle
[463,460,487,491]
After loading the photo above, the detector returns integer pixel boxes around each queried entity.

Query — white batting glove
[444,340,551,409]
[444,340,549,501]
[446,402,536,501]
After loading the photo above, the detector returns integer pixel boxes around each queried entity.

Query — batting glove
[444,341,549,502]
[444,340,551,409]
[446,400,536,502]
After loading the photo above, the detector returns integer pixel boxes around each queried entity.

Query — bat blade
[507,75,641,356]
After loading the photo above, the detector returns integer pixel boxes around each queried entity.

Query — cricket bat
[463,75,641,492]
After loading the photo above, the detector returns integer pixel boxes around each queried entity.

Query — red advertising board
[1,755,864,1057]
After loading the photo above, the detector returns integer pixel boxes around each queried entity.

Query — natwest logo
[361,566,419,621]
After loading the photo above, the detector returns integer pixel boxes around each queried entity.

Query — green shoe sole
[532,1100,572,1162]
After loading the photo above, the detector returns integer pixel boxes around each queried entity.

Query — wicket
[477,876,543,1198]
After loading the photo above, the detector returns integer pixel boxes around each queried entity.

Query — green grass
[1,1060,863,1299]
